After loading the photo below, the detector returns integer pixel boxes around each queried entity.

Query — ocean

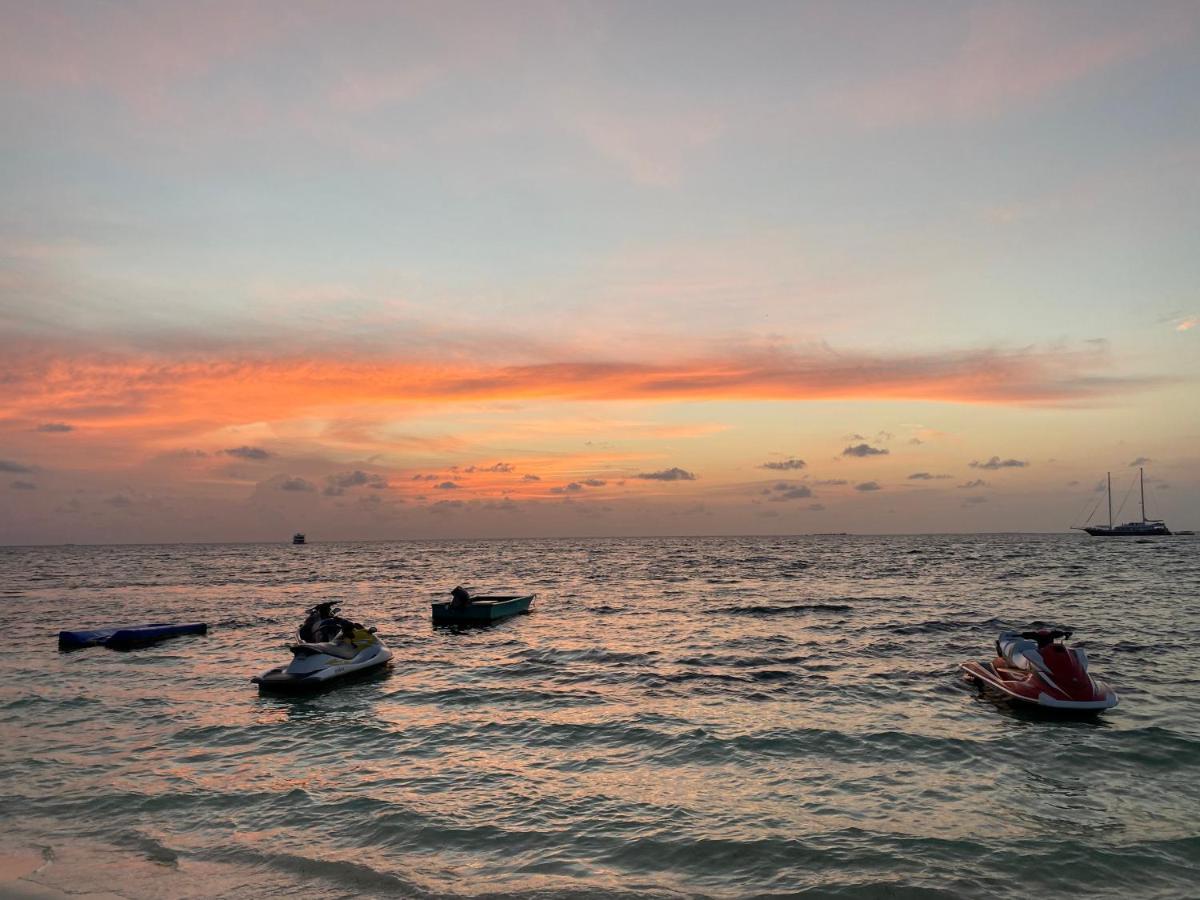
[1,534,1198,898]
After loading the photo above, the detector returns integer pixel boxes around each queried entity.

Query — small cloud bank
[1128,457,1151,467]
[10,480,37,490]
[843,443,888,457]
[36,422,74,433]
[908,472,952,480]
[958,479,989,489]
[969,456,1028,470]
[0,459,36,473]
[279,477,316,492]
[521,473,541,482]
[855,481,882,491]
[636,467,696,481]
[324,470,389,495]
[768,482,813,502]
[223,446,272,461]
[759,457,806,471]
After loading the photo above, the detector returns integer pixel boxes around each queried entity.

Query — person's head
[451,585,470,603]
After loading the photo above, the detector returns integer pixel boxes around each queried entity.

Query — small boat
[432,588,534,625]
[292,532,306,544]
[58,622,208,651]
[960,629,1118,712]
[1072,467,1170,536]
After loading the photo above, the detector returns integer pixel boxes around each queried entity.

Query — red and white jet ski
[960,629,1118,712]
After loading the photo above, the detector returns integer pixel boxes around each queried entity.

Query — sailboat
[1073,467,1171,536]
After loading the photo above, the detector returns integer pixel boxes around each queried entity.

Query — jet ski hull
[253,646,393,694]
[960,659,1118,711]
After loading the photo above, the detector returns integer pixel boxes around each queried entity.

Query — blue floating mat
[58,622,208,651]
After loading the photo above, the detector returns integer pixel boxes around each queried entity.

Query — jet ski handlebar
[1019,628,1072,644]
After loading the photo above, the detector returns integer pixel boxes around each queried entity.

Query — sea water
[1,534,1198,898]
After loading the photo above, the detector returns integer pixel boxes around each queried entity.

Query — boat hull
[432,594,533,624]
[960,660,1118,711]
[253,646,393,694]
[1083,524,1171,536]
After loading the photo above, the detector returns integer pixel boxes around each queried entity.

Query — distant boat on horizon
[292,532,306,544]
[1073,467,1171,536]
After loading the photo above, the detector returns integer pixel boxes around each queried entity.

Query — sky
[1,0,1198,544]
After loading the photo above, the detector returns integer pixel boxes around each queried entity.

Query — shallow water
[1,535,1198,898]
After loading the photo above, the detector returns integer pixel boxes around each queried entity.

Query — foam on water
[1,534,1198,898]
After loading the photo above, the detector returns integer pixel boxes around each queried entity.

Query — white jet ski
[253,602,393,693]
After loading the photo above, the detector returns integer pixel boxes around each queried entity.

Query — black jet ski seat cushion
[291,640,361,660]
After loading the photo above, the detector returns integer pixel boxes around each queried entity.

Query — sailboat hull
[1083,523,1171,536]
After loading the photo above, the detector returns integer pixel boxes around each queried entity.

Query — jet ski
[960,628,1118,712]
[252,602,393,693]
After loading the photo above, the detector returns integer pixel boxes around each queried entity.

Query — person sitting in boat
[449,585,472,610]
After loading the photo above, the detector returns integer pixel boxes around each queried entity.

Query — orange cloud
[0,342,1168,443]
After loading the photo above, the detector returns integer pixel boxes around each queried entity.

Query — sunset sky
[2,1,1198,543]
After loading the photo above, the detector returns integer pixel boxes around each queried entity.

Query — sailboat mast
[1140,466,1146,522]
[1107,472,1113,529]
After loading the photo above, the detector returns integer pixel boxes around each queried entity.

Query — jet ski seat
[291,640,362,660]
[998,632,1046,672]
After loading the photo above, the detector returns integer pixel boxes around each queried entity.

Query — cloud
[0,460,36,473]
[10,480,37,490]
[550,482,584,494]
[843,443,889,457]
[635,467,696,481]
[958,479,989,489]
[462,462,515,473]
[963,496,988,505]
[813,479,848,486]
[105,495,132,507]
[969,456,1028,469]
[222,446,272,460]
[411,474,441,481]
[280,476,316,492]
[855,481,882,491]
[808,503,826,512]
[907,472,951,480]
[434,481,459,490]
[582,479,606,487]
[769,484,813,502]
[521,473,541,482]
[35,422,74,432]
[759,457,807,470]
[1128,457,1151,467]
[1174,316,1197,332]
[324,470,389,495]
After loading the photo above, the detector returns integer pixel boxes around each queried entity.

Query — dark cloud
[550,482,584,494]
[10,480,37,490]
[434,481,459,490]
[280,477,316,492]
[105,495,132,508]
[969,456,1028,470]
[759,457,806,471]
[35,422,73,433]
[411,474,440,481]
[813,478,848,486]
[582,479,606,487]
[0,459,36,473]
[769,485,814,502]
[222,446,272,460]
[635,467,697,481]
[1128,457,1151,467]
[908,437,924,445]
[462,462,515,473]
[854,481,882,491]
[907,472,951,480]
[958,479,989,489]
[521,473,541,482]
[324,470,389,495]
[429,499,466,513]
[843,443,888,457]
